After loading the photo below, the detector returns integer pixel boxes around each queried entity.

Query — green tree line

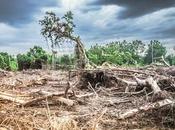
[87,40,171,66]
[0,40,174,71]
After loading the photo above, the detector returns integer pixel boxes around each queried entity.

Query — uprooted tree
[39,11,88,69]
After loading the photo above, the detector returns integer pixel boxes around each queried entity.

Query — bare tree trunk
[74,37,88,69]
[51,50,57,70]
[161,55,170,67]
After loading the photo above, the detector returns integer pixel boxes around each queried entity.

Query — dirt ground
[0,67,174,130]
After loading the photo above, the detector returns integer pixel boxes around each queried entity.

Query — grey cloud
[0,0,175,54]
[164,28,175,37]
[93,0,175,19]
[152,28,175,40]
[0,0,57,26]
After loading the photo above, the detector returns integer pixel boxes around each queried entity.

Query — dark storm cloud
[0,0,175,54]
[93,0,175,19]
[0,0,57,26]
[152,28,175,39]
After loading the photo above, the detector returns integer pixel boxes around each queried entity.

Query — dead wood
[135,76,172,102]
[115,77,137,86]
[135,76,161,94]
[18,78,47,87]
[110,68,156,76]
[20,90,74,106]
[166,67,175,76]
[0,69,175,129]
[56,97,74,106]
[118,99,174,119]
[161,56,170,67]
[0,90,73,107]
[0,76,47,89]
[107,74,173,102]
[106,99,131,107]
[75,93,94,98]
[64,80,79,98]
[0,91,32,104]
[65,81,71,98]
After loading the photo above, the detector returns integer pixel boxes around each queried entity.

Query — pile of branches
[0,67,174,129]
[67,66,175,128]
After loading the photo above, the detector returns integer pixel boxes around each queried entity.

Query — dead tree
[39,11,88,69]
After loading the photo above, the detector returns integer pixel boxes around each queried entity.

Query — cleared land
[0,66,174,130]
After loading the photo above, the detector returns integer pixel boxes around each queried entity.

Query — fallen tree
[118,99,174,119]
[0,90,74,107]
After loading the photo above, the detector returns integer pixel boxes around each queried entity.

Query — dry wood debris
[0,66,174,130]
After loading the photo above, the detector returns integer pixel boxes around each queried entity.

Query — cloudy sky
[0,0,175,54]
